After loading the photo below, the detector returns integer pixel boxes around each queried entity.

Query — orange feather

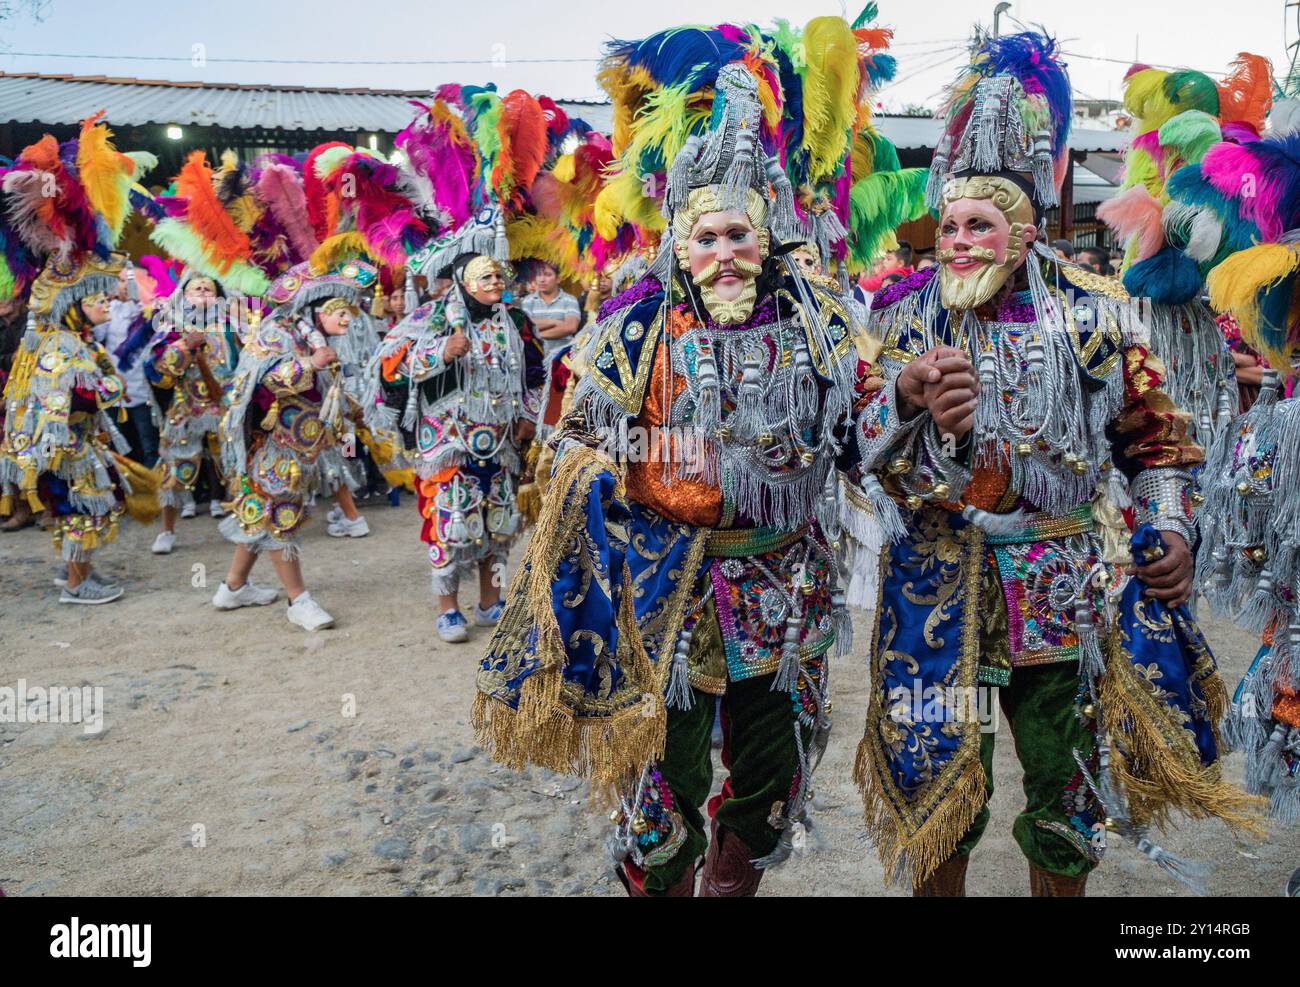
[176,151,253,270]
[1217,53,1273,135]
[494,90,547,208]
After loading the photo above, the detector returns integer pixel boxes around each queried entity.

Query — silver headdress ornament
[924,32,1071,212]
[928,74,1058,211]
[649,65,805,282]
[408,204,510,285]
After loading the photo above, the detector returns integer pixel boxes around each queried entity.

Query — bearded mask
[673,186,771,325]
[935,176,1036,311]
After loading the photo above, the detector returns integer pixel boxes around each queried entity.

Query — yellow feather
[552,153,576,184]
[1124,68,1178,133]
[800,16,861,183]
[851,128,877,184]
[309,231,370,275]
[76,119,134,242]
[1207,243,1300,367]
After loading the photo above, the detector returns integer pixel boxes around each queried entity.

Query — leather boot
[1029,863,1088,896]
[913,853,969,897]
[697,821,763,897]
[617,863,696,897]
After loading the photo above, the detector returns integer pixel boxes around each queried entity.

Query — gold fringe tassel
[1101,647,1267,838]
[853,726,988,889]
[472,444,665,804]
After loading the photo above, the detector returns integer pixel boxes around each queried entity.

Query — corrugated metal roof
[0,72,615,135]
[0,73,433,131]
[0,73,1120,154]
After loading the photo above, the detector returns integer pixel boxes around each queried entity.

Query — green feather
[1158,110,1221,165]
[848,167,927,265]
[852,3,879,30]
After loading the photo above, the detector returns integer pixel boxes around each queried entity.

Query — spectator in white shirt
[94,272,160,466]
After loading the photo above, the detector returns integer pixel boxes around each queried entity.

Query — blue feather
[605,27,747,90]
[1167,163,1262,264]
[864,52,896,87]
[1123,246,1204,305]
[975,31,1072,157]
[1256,275,1296,358]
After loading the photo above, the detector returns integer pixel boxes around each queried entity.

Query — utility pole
[993,3,1011,37]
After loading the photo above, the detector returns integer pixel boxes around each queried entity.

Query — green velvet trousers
[954,660,1100,877]
[643,673,807,894]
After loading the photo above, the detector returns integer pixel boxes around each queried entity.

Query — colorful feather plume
[76,111,154,245]
[307,148,432,274]
[149,151,271,295]
[255,158,319,262]
[1097,185,1165,262]
[1207,242,1300,369]
[396,98,478,228]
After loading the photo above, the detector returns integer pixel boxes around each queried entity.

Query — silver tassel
[695,344,720,434]
[792,345,818,424]
[1075,600,1106,681]
[665,626,695,711]
[123,260,139,302]
[772,606,804,693]
[831,588,852,657]
[974,348,998,443]
[863,473,907,544]
[729,351,766,444]
[404,268,419,314]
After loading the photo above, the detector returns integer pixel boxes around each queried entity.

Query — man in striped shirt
[520,261,581,357]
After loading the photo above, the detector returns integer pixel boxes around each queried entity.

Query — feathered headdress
[769,10,927,269]
[927,30,1072,210]
[1194,118,1300,369]
[593,11,924,275]
[306,146,434,277]
[150,150,273,296]
[402,85,551,282]
[1098,54,1273,305]
[1097,54,1273,441]
[3,113,155,322]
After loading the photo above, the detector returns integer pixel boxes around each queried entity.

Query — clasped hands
[896,345,980,439]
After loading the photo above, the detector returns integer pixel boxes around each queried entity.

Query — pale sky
[0,0,1285,112]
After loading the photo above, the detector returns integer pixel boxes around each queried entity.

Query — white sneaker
[327,515,370,538]
[209,500,227,518]
[151,530,176,555]
[212,580,279,610]
[325,506,344,524]
[287,591,334,631]
[180,493,196,519]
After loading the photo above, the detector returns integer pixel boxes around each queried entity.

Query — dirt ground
[0,497,1294,896]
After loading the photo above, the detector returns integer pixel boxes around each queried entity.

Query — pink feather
[1096,184,1165,260]
[398,107,475,228]
[137,254,178,298]
[256,162,319,261]
[1202,141,1284,240]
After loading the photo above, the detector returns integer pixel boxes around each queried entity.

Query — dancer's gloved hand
[310,346,337,370]
[896,345,979,438]
[1130,531,1194,607]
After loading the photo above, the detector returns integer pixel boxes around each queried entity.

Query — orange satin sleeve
[624,309,723,527]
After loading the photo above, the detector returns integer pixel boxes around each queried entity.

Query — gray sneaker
[54,567,119,589]
[59,579,124,605]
